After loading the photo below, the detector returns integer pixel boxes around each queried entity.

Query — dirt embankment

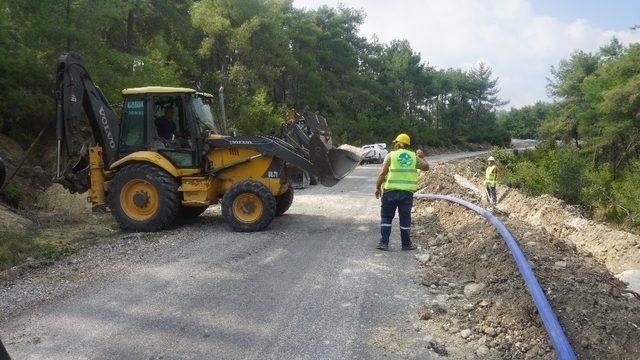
[411,158,640,359]
[447,157,640,274]
[0,133,119,271]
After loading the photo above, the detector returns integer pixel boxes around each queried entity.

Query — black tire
[107,163,179,232]
[0,339,10,360]
[221,180,276,232]
[275,187,294,216]
[0,156,5,190]
[178,205,208,219]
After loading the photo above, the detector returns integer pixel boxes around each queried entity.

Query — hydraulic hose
[414,193,576,360]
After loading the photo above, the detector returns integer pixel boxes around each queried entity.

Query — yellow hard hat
[393,133,411,145]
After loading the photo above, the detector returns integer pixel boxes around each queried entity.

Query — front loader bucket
[309,134,363,187]
[273,108,363,187]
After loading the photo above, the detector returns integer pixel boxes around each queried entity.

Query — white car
[361,143,388,164]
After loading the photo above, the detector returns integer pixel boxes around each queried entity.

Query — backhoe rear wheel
[108,163,179,232]
[275,187,294,216]
[222,180,276,232]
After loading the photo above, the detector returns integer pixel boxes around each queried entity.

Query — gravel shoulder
[2,155,482,359]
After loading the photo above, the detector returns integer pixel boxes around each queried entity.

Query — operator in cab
[374,133,429,251]
[155,104,177,140]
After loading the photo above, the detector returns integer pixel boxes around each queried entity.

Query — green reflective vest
[485,165,497,184]
[383,149,419,192]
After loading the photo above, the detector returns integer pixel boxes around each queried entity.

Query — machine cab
[118,87,219,169]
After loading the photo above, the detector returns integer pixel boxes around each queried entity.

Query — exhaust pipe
[219,86,228,135]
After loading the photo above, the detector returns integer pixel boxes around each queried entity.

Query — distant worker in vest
[485,156,498,209]
[375,133,429,251]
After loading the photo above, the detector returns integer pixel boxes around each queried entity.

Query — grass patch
[1,182,28,208]
[0,213,120,270]
[0,229,38,269]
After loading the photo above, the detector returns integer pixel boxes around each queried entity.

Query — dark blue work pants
[486,184,497,205]
[380,190,414,247]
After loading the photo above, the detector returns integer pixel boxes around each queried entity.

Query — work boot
[401,244,417,251]
[376,242,389,251]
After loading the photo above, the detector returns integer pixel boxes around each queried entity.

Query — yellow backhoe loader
[55,53,360,232]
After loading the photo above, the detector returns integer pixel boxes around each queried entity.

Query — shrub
[0,230,36,269]
[611,161,640,227]
[1,183,28,208]
[549,148,585,204]
[466,125,511,147]
[581,165,614,215]
[510,161,551,195]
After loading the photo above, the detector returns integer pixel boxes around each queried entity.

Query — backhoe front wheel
[222,180,276,232]
[275,187,294,216]
[108,163,179,232]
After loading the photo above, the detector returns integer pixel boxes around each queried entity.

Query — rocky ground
[410,158,640,359]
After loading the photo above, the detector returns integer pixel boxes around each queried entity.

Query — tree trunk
[125,9,134,53]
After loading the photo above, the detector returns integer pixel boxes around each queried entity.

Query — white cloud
[293,0,640,107]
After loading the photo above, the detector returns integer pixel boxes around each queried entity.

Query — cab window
[153,96,186,142]
[119,98,146,150]
[152,95,195,168]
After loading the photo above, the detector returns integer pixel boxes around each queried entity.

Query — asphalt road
[2,151,483,359]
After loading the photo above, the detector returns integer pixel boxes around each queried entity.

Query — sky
[292,0,640,108]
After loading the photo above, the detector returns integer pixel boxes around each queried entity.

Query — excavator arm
[55,53,120,192]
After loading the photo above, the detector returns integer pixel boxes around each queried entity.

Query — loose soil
[411,159,640,359]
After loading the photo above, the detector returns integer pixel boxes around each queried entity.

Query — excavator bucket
[302,110,363,187]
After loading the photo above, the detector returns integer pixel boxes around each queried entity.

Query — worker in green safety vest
[375,133,429,251]
[485,156,498,209]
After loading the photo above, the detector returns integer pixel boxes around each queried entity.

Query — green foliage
[0,0,509,147]
[232,89,282,135]
[497,143,640,231]
[497,102,549,139]
[0,230,37,269]
[500,144,588,202]
[495,148,551,195]
[498,38,640,232]
[610,162,640,227]
[580,164,614,215]
[1,182,28,208]
[549,147,585,204]
[0,228,84,269]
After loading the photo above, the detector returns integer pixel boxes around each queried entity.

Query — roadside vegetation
[496,39,640,231]
[0,0,509,148]
[0,213,119,270]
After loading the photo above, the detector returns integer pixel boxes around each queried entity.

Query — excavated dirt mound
[411,160,640,359]
[0,204,32,231]
[35,183,92,224]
